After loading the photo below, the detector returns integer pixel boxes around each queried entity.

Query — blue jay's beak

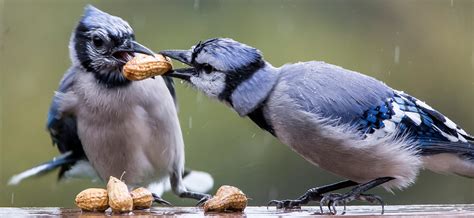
[160,50,194,81]
[113,41,155,64]
[130,41,155,56]
[159,50,192,66]
[163,67,195,81]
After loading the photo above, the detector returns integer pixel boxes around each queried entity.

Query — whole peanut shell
[204,185,248,212]
[75,188,109,212]
[123,53,172,80]
[107,176,133,213]
[130,187,154,209]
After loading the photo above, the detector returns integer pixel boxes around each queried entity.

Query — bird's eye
[202,64,214,74]
[92,35,104,48]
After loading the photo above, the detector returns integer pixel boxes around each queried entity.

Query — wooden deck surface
[1,204,474,217]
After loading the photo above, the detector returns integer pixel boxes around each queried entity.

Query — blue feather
[356,91,473,156]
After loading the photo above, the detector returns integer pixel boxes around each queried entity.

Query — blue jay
[8,5,213,205]
[160,38,474,213]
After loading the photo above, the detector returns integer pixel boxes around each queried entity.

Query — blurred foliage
[0,0,473,207]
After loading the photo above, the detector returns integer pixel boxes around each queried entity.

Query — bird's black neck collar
[218,59,265,103]
[225,61,280,118]
[247,101,276,136]
[93,69,131,88]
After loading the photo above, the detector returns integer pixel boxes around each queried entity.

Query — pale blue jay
[9,5,213,205]
[160,38,474,214]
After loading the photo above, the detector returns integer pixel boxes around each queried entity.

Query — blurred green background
[0,0,473,207]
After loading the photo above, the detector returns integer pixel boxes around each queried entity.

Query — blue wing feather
[356,91,474,156]
[46,69,87,178]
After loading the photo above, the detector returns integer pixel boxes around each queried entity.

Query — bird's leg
[170,171,212,206]
[151,193,173,206]
[178,191,212,206]
[320,177,394,215]
[268,180,359,209]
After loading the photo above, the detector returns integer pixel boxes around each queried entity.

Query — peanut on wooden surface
[123,53,172,80]
[130,187,154,209]
[107,176,133,213]
[203,185,248,212]
[75,188,109,212]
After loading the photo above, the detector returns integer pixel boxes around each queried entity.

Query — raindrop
[394,46,400,64]
[471,50,474,69]
[193,0,200,10]
[188,116,193,129]
[11,193,14,205]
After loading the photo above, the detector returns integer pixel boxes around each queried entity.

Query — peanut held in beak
[123,53,172,80]
[75,188,109,212]
[107,176,133,213]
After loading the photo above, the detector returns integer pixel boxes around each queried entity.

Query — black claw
[267,200,282,209]
[341,204,347,215]
[178,191,212,207]
[267,200,301,210]
[377,196,385,215]
[152,193,173,206]
[330,201,337,215]
[196,195,212,207]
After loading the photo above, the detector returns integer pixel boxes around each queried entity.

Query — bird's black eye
[202,64,214,74]
[92,35,104,48]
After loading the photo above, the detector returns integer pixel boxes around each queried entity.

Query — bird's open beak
[130,41,155,56]
[113,41,155,64]
[159,50,195,82]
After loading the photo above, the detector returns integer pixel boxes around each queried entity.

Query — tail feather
[8,152,76,185]
[147,169,214,196]
[181,170,214,193]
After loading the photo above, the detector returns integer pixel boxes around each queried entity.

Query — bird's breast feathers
[71,72,175,116]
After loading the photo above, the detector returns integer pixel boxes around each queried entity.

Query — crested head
[192,38,264,73]
[161,38,266,100]
[70,5,153,88]
[162,38,279,116]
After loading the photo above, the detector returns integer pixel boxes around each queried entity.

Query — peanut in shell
[204,185,248,212]
[107,176,133,213]
[130,187,154,209]
[123,53,172,81]
[75,188,109,212]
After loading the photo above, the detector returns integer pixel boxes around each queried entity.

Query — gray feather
[278,61,394,124]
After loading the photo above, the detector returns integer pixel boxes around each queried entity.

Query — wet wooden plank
[1,205,474,217]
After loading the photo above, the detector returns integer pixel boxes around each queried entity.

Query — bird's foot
[267,199,303,210]
[267,180,359,210]
[318,177,394,215]
[152,193,173,206]
[267,188,322,210]
[196,194,212,207]
[178,191,212,207]
[320,192,384,215]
